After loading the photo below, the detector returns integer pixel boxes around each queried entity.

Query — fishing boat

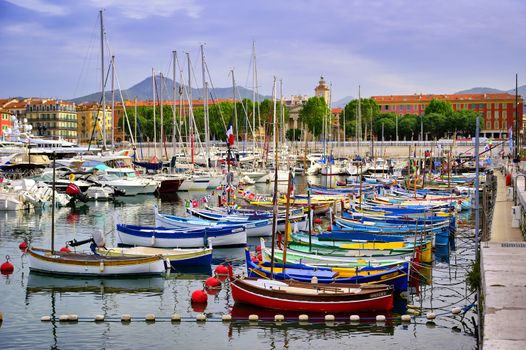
[259,238,408,268]
[27,247,166,276]
[230,277,394,313]
[245,248,410,291]
[116,223,246,248]
[289,233,433,263]
[154,206,272,237]
[97,245,212,267]
[231,84,394,313]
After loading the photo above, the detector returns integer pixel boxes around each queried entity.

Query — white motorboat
[93,168,158,196]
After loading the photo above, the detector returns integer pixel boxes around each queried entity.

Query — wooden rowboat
[27,247,166,276]
[98,246,212,267]
[230,277,394,313]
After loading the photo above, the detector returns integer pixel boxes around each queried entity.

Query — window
[503,103,508,108]
[495,111,499,119]
[503,111,507,119]
[494,120,499,129]
[487,103,491,109]
[503,120,507,128]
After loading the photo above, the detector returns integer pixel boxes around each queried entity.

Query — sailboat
[230,80,394,313]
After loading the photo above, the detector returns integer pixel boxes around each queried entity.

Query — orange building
[372,93,524,138]
[0,108,13,136]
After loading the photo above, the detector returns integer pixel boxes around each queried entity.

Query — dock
[482,169,526,349]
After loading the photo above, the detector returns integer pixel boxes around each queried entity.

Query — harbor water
[0,176,477,349]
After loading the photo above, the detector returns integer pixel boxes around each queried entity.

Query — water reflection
[26,272,165,296]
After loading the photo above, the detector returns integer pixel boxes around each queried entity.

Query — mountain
[71,75,271,104]
[455,85,526,99]
[455,87,504,94]
[332,95,354,108]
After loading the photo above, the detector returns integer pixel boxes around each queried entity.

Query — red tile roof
[372,93,523,103]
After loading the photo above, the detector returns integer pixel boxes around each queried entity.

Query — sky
[1,0,525,102]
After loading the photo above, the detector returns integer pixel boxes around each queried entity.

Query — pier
[482,167,526,349]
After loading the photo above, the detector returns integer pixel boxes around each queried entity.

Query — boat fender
[164,258,171,270]
[325,315,335,322]
[376,315,386,322]
[150,235,156,246]
[298,314,309,322]
[350,315,360,322]
[426,312,436,320]
[274,314,285,322]
[248,314,259,322]
[401,315,411,322]
[99,261,104,272]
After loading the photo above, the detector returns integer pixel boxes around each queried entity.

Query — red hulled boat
[230,277,394,313]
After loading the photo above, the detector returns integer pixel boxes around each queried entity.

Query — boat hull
[231,278,394,313]
[116,224,247,248]
[100,246,212,267]
[27,248,165,276]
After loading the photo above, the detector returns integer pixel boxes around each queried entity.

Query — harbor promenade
[482,169,526,349]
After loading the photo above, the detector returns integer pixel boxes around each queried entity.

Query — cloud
[88,0,202,19]
[4,0,68,16]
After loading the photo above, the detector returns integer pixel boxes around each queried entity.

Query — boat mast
[252,41,257,158]
[51,152,56,254]
[270,77,278,279]
[100,10,106,151]
[357,85,361,156]
[134,97,137,151]
[111,55,115,150]
[187,53,194,166]
[201,45,210,168]
[231,69,238,145]
[172,50,177,158]
[160,72,165,159]
[152,68,157,158]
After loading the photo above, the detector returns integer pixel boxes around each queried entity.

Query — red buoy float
[1,256,14,275]
[314,217,323,225]
[255,245,262,253]
[257,253,262,261]
[214,264,229,281]
[205,277,220,288]
[19,241,28,252]
[191,289,208,304]
[214,265,229,276]
[327,225,332,232]
[60,246,71,253]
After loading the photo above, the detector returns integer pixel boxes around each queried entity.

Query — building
[0,108,13,136]
[285,95,308,130]
[25,99,78,142]
[314,76,331,104]
[76,103,113,144]
[372,93,524,138]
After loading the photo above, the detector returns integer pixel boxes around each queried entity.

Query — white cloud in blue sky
[0,0,525,101]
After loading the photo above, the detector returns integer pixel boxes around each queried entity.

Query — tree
[374,114,396,140]
[422,112,447,139]
[425,98,453,116]
[286,128,301,141]
[342,98,380,139]
[398,115,418,140]
[299,96,328,137]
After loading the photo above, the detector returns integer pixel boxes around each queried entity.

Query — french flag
[226,118,234,146]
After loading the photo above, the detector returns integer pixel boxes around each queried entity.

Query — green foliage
[121,99,284,143]
[373,114,396,140]
[300,96,328,137]
[286,128,301,141]
[425,98,453,116]
[467,254,480,292]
